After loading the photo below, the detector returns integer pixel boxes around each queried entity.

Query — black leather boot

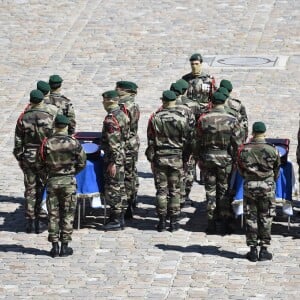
[50,242,59,258]
[26,219,33,233]
[59,242,73,257]
[104,211,122,231]
[259,246,272,261]
[246,246,258,262]
[34,218,40,234]
[169,215,180,232]
[124,204,133,220]
[157,215,166,232]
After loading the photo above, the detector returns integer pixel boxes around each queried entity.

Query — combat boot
[59,242,73,257]
[26,219,33,233]
[104,211,122,231]
[169,215,180,232]
[49,242,59,258]
[258,246,273,261]
[246,246,258,262]
[205,219,216,234]
[34,218,40,234]
[157,215,166,232]
[124,204,133,220]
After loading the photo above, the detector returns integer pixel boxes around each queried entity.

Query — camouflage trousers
[183,157,196,201]
[124,151,139,204]
[244,180,275,247]
[22,163,44,220]
[153,157,182,216]
[46,176,77,243]
[202,162,232,220]
[104,163,127,212]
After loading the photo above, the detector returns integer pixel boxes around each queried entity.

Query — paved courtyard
[0,1,299,299]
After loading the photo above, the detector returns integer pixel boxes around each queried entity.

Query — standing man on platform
[13,90,58,234]
[47,75,76,135]
[195,92,242,234]
[219,79,248,142]
[238,122,280,262]
[146,90,192,232]
[39,115,86,257]
[101,90,130,231]
[115,81,140,219]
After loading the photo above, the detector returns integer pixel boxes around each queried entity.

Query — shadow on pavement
[0,244,49,256]
[155,244,245,259]
[137,171,153,179]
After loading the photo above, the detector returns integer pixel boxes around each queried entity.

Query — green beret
[176,79,189,90]
[162,90,177,102]
[30,89,44,103]
[170,82,182,96]
[37,81,50,95]
[102,90,119,99]
[189,53,203,62]
[217,87,230,98]
[220,79,233,92]
[212,91,227,104]
[252,121,266,133]
[116,81,138,92]
[55,114,70,126]
[49,75,63,88]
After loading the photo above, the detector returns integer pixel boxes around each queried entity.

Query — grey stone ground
[0,1,300,299]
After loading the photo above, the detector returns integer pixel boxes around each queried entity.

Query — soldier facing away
[39,114,86,257]
[47,74,76,135]
[13,90,58,233]
[115,81,140,219]
[238,122,280,262]
[101,90,130,231]
[195,91,242,234]
[145,90,192,232]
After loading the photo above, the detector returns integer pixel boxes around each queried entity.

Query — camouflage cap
[116,81,138,92]
[176,79,189,90]
[217,87,230,98]
[55,114,70,125]
[30,89,44,103]
[189,53,203,62]
[252,121,266,133]
[220,79,233,92]
[49,74,63,85]
[102,90,119,99]
[170,82,182,96]
[211,91,227,104]
[37,80,50,95]
[162,90,177,102]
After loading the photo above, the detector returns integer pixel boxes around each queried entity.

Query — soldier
[145,90,192,232]
[219,79,248,142]
[13,90,58,233]
[47,75,76,135]
[238,122,280,262]
[170,81,195,208]
[101,90,130,231]
[39,115,86,257]
[115,81,140,219]
[195,92,242,234]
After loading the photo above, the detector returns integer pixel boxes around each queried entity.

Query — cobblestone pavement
[0,1,300,299]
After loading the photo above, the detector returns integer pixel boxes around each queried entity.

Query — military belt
[244,176,274,182]
[49,174,74,178]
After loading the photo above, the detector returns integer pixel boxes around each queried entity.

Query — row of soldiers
[145,53,280,262]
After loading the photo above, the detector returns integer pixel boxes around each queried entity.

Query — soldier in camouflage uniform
[238,122,280,262]
[13,90,58,234]
[101,90,130,231]
[39,115,86,257]
[170,81,195,209]
[115,81,140,219]
[219,79,248,142]
[47,75,76,135]
[146,90,192,232]
[195,92,242,234]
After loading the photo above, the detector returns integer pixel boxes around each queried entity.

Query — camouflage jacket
[182,71,216,104]
[145,106,192,163]
[101,106,130,165]
[297,124,300,165]
[237,137,281,181]
[39,131,86,178]
[225,96,248,141]
[119,94,140,153]
[13,102,58,163]
[195,105,242,164]
[47,92,76,134]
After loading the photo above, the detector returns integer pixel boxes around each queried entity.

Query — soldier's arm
[273,150,281,180]
[75,142,87,174]
[240,104,248,140]
[13,123,24,161]
[67,103,76,135]
[230,119,243,161]
[145,114,156,162]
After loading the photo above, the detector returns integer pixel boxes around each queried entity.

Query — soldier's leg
[46,185,60,244]
[185,158,195,205]
[124,155,135,219]
[204,167,217,222]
